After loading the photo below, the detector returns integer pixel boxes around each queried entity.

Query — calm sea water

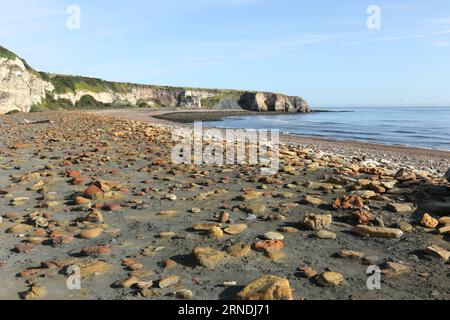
[203,107,450,151]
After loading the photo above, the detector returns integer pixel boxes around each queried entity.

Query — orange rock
[254,240,284,252]
[84,185,102,197]
[333,195,365,210]
[421,213,439,229]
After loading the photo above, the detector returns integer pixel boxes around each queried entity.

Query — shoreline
[89,108,450,173]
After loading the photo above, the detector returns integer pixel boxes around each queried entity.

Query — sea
[202,107,450,151]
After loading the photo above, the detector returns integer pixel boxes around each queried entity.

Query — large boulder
[238,92,310,113]
[445,168,450,183]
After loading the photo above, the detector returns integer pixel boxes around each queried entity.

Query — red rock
[15,243,35,253]
[84,185,102,197]
[67,170,81,178]
[254,240,284,252]
[81,245,111,257]
[333,195,365,210]
[50,231,74,246]
[103,204,121,212]
[72,177,86,185]
[121,258,138,267]
[218,211,230,223]
[163,259,178,269]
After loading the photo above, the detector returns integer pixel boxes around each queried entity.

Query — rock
[84,185,103,197]
[140,288,162,298]
[175,289,193,300]
[352,225,403,239]
[50,231,74,246]
[236,275,293,300]
[303,195,326,206]
[316,272,344,287]
[302,213,332,231]
[163,259,178,269]
[437,225,450,235]
[103,203,121,212]
[81,245,110,257]
[352,209,375,225]
[93,191,122,201]
[114,277,139,288]
[208,227,224,239]
[193,247,226,269]
[135,281,154,289]
[166,194,177,201]
[426,245,450,262]
[224,224,247,235]
[22,285,47,300]
[278,227,299,234]
[398,221,414,232]
[218,211,229,223]
[298,266,318,279]
[159,275,180,288]
[254,240,284,252]
[333,195,365,210]
[79,227,103,239]
[444,168,450,182]
[263,231,285,241]
[191,207,201,213]
[351,190,377,199]
[79,261,111,278]
[227,243,252,257]
[75,196,91,205]
[193,223,222,231]
[382,262,411,278]
[14,243,35,253]
[337,250,365,259]
[157,210,177,217]
[8,224,33,234]
[439,217,450,225]
[240,204,266,215]
[237,191,263,201]
[85,210,103,223]
[159,231,177,239]
[420,213,439,229]
[387,203,413,214]
[314,230,336,240]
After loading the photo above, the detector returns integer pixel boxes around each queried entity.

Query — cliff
[0,46,310,114]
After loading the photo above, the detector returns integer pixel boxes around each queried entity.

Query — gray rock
[445,168,450,183]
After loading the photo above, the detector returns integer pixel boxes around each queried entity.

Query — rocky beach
[0,110,449,300]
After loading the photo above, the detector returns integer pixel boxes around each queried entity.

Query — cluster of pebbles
[0,111,449,300]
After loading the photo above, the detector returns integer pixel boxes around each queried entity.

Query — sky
[1,0,450,107]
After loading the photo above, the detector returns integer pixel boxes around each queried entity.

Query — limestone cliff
[0,46,310,114]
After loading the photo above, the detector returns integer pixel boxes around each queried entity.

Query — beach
[0,109,449,300]
[92,108,450,173]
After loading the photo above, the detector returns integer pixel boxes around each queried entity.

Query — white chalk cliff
[0,46,310,114]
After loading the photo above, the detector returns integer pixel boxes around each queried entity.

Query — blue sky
[1,0,450,107]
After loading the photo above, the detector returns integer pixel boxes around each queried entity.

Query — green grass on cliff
[48,74,133,94]
[0,46,17,60]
